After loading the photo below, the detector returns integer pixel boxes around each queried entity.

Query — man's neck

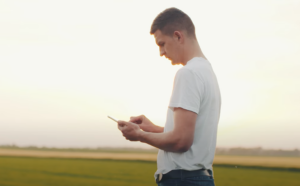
[181,40,206,66]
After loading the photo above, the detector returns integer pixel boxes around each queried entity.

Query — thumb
[130,115,143,124]
[118,120,126,126]
[130,116,137,121]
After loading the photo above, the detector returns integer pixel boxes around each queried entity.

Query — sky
[0,0,300,150]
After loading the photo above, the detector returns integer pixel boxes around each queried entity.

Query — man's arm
[118,108,197,152]
[129,115,164,133]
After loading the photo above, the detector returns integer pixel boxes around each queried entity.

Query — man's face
[153,30,182,65]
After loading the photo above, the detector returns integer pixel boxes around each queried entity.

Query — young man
[117,7,221,186]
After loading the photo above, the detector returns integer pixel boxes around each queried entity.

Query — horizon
[2,144,300,151]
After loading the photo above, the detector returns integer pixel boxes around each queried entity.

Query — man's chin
[171,60,179,66]
[170,59,175,65]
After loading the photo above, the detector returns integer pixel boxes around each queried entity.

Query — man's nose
[160,48,166,56]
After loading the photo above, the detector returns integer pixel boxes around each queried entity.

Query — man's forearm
[149,125,164,133]
[138,130,188,152]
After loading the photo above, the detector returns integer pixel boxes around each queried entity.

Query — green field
[1,156,300,186]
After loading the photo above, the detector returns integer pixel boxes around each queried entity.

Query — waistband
[156,169,211,183]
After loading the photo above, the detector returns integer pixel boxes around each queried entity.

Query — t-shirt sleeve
[169,68,204,114]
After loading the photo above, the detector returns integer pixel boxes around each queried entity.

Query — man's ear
[173,31,184,43]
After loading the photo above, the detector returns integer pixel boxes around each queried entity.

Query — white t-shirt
[155,57,221,178]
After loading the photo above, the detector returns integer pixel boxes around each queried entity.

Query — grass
[214,165,300,186]
[1,156,300,186]
[214,155,300,169]
[0,157,156,186]
[2,148,300,169]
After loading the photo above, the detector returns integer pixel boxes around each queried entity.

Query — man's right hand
[129,115,164,133]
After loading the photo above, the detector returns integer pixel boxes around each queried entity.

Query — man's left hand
[117,120,141,141]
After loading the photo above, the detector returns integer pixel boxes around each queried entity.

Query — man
[117,7,221,186]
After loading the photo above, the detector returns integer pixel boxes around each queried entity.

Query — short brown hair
[150,7,196,38]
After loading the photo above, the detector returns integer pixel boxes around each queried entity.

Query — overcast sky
[0,0,299,149]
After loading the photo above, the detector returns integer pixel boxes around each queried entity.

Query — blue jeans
[157,176,215,186]
[157,170,215,186]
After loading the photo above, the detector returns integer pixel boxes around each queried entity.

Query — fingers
[117,120,126,131]
[117,120,138,130]
[117,124,123,131]
[129,115,144,124]
[129,116,137,122]
[117,120,140,142]
[117,120,126,126]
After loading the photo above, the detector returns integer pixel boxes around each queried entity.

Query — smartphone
[107,115,118,122]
